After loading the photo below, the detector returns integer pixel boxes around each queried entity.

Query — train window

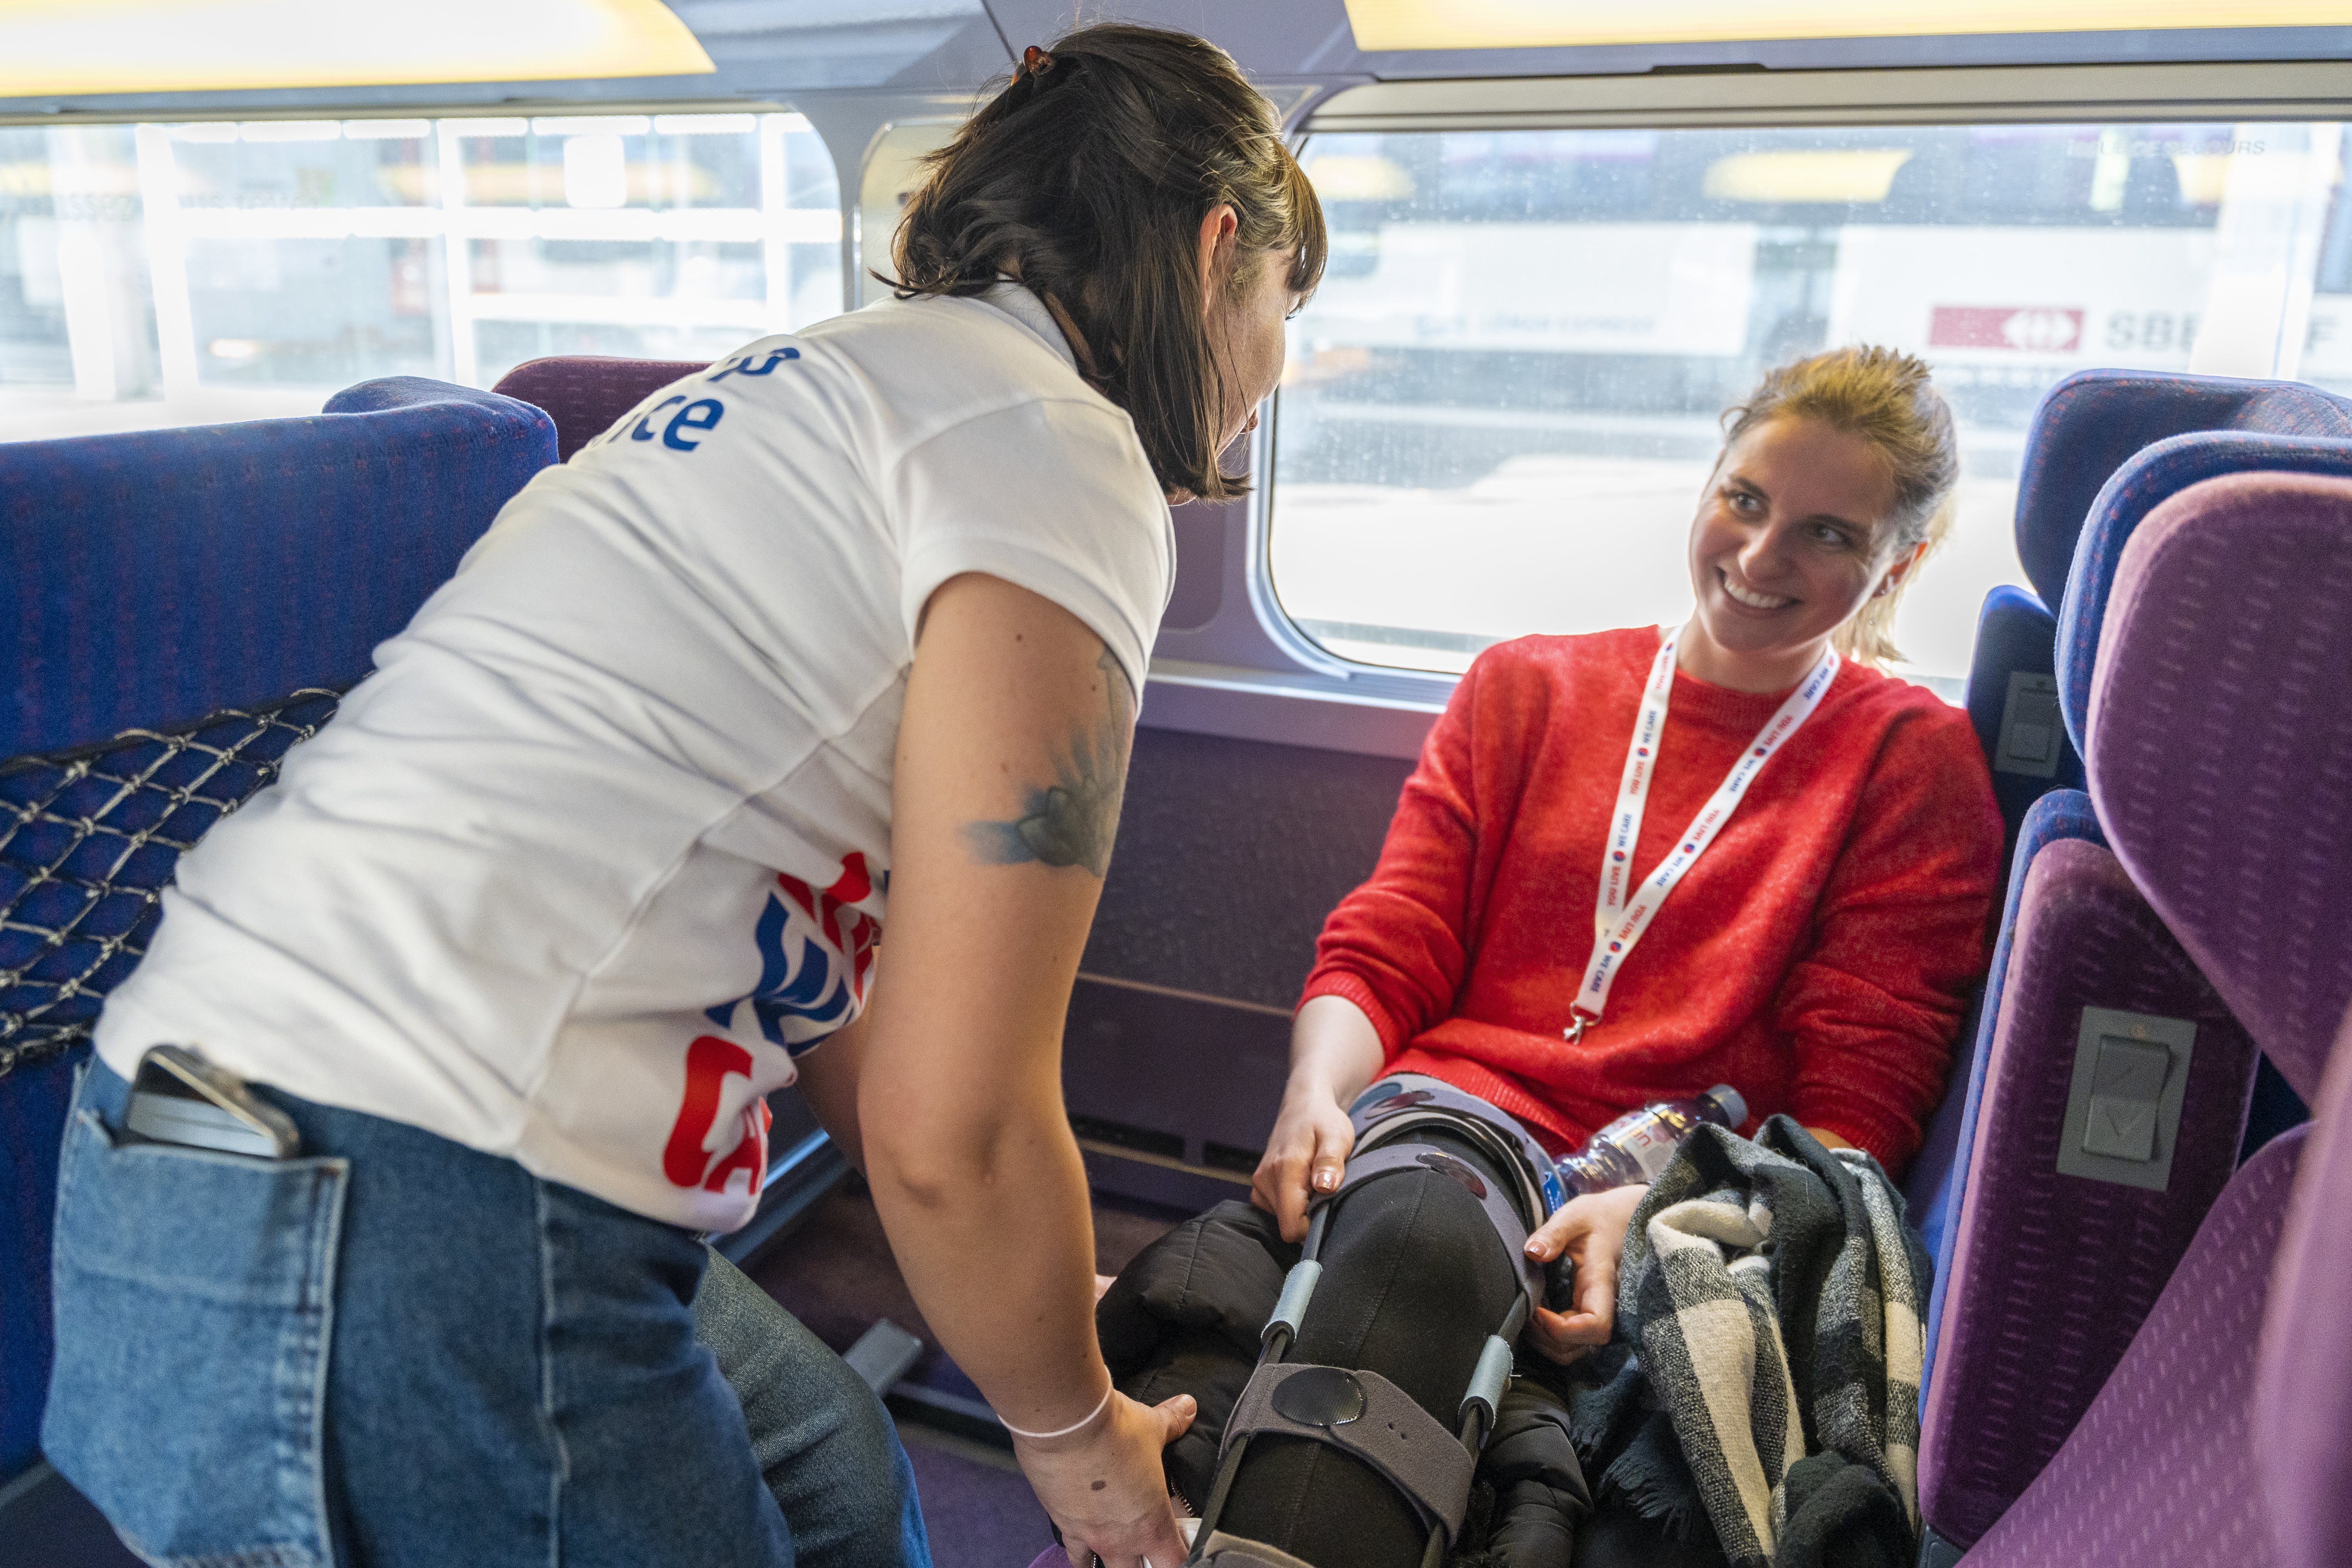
[0,112,840,442]
[1272,121,2350,691]
[855,119,961,307]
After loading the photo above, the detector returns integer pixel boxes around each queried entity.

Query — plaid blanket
[1564,1116,1929,1568]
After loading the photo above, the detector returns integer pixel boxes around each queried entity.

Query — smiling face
[1681,414,1917,693]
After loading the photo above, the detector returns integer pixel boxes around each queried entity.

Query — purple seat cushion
[2054,431,2352,756]
[2087,471,2352,1103]
[1915,787,2104,1400]
[1916,836,2256,1549]
[1962,1124,2308,1568]
[2257,1003,2352,1568]
[490,355,712,462]
[2012,370,2352,611]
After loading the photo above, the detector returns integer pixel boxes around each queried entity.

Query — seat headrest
[2053,431,2352,759]
[490,355,713,461]
[2086,470,2352,1101]
[2014,370,2352,612]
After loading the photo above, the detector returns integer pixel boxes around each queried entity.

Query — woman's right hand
[1251,1081,1356,1243]
[1015,1387,1198,1568]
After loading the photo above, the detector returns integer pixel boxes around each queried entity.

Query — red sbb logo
[1929,305,2084,354]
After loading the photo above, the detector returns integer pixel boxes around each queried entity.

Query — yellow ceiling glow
[1343,0,2352,50]
[0,0,716,97]
[1702,149,1915,203]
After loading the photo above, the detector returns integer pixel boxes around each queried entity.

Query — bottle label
[1619,1116,1686,1180]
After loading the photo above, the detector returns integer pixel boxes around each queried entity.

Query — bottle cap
[1705,1084,1747,1128]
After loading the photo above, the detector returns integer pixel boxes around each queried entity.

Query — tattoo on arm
[962,648,1134,878]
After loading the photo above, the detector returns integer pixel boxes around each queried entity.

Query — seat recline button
[2082,1036,2170,1161]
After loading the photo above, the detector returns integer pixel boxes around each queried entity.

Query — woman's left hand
[1522,1183,1648,1363]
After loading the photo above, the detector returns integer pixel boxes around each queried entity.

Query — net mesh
[0,689,344,1081]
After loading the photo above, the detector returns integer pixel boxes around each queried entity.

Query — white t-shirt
[94,286,1174,1232]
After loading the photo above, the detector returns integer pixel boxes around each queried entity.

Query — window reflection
[0,112,843,442]
[1273,122,2349,691]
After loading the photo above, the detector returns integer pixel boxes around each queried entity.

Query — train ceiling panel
[3,0,2349,124]
[0,0,1012,120]
[991,0,2352,84]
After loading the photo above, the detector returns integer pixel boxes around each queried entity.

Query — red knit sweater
[1301,626,2003,1173]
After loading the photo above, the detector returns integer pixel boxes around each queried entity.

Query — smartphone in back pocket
[124,1045,300,1159]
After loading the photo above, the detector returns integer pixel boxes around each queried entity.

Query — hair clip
[1018,44,1056,79]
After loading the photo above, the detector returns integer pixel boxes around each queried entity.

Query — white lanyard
[1565,629,1839,1044]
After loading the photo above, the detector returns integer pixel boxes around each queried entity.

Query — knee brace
[1184,1077,1569,1568]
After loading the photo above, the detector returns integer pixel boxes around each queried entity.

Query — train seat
[1962,370,2352,862]
[1907,436,2352,1552]
[0,377,555,1488]
[1912,373,2352,1266]
[491,355,714,462]
[1959,467,2352,1567]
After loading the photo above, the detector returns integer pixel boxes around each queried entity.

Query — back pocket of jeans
[44,1105,349,1568]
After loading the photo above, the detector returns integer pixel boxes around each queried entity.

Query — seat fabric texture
[1914,836,2255,1551]
[1912,788,2100,1389]
[2086,471,2352,1106]
[2009,369,2352,612]
[2055,431,2352,757]
[2255,1003,2352,1568]
[491,355,711,461]
[2,376,554,758]
[0,377,553,1482]
[1959,1124,2307,1568]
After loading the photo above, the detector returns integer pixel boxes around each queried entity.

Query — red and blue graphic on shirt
[662,855,879,1195]
[707,853,879,1054]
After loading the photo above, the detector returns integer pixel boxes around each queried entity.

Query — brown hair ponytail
[890,23,1326,502]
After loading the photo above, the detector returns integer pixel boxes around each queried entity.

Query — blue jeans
[44,1058,929,1568]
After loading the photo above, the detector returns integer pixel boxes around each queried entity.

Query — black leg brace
[1100,1125,1592,1568]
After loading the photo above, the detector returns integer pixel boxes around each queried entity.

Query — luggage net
[0,689,343,1081]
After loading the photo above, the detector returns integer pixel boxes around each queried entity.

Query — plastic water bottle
[1554,1084,1748,1196]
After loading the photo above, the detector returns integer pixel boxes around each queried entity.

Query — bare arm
[792,1009,868,1172]
[1249,994,1387,1242]
[857,572,1189,1568]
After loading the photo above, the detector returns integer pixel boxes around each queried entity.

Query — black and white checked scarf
[1591,1116,1928,1568]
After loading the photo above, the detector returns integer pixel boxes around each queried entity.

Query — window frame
[1159,58,2352,760]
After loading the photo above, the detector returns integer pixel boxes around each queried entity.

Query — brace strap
[1351,1073,1565,1220]
[1219,1363,1475,1543]
[1190,1531,1323,1568]
[1310,1141,1544,1322]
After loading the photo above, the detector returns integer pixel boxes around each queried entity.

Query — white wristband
[1000,1382,1113,1441]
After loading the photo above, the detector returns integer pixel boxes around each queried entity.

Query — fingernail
[1525,1239,1545,1257]
[1313,1169,1336,1191]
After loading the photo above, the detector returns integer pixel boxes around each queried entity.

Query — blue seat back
[5,378,553,758]
[0,377,554,1484]
[2012,369,2352,613]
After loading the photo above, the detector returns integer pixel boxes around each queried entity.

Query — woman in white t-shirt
[43,25,1324,1568]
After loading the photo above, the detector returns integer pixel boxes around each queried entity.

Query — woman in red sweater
[1252,345,2003,1365]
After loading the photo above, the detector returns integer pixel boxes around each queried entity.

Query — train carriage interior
[3,4,2351,1566]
